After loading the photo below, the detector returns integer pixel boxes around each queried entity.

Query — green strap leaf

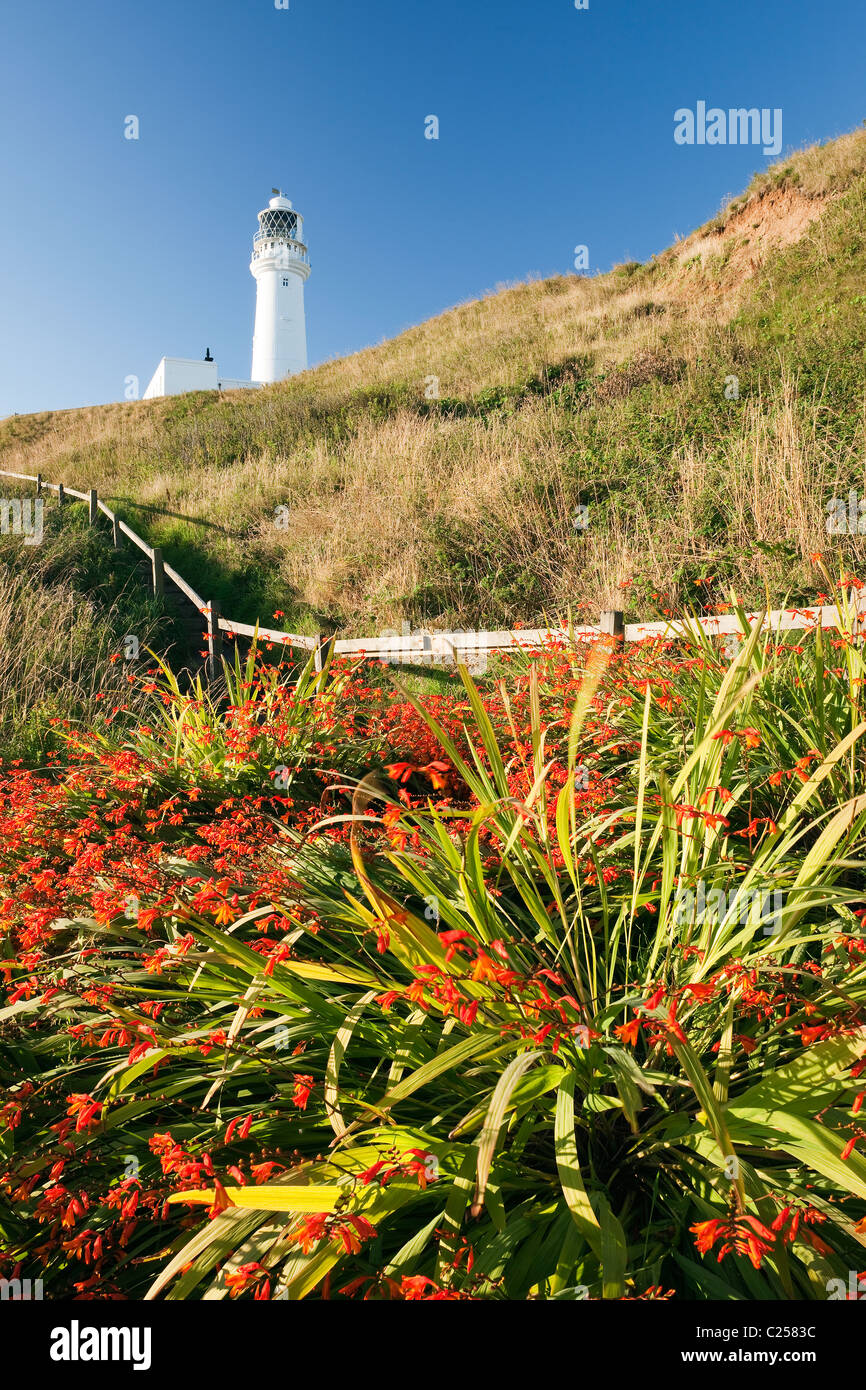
[595,1192,628,1299]
[554,1073,602,1257]
[473,1050,543,1215]
[325,990,377,1138]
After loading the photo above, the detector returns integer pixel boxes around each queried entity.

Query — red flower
[291,1075,314,1110]
[642,985,666,1012]
[691,1212,776,1269]
[66,1094,102,1133]
[615,1018,641,1046]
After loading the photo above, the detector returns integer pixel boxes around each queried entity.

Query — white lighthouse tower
[250,191,311,383]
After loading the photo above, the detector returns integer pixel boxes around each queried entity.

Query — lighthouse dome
[256,194,303,246]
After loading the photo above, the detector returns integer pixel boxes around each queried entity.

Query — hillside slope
[2,127,866,636]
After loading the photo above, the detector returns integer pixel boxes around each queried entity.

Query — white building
[143,191,311,400]
[142,356,255,399]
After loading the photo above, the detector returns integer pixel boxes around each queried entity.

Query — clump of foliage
[1,579,865,1301]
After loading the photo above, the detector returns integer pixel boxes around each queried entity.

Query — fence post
[112,515,121,549]
[58,483,65,506]
[151,546,165,596]
[207,600,222,679]
[88,488,97,525]
[599,609,624,639]
[36,473,42,498]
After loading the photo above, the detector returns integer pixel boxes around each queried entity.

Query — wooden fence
[1,467,863,676]
[0,468,318,677]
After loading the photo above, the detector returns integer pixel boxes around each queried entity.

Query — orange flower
[385,762,416,784]
[470,952,499,983]
[685,982,715,1002]
[615,1018,641,1046]
[419,760,451,789]
[225,1262,269,1298]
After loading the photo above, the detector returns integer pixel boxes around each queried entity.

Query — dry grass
[741,124,866,202]
[0,527,161,759]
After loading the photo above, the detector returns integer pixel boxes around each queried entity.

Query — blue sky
[1,0,864,417]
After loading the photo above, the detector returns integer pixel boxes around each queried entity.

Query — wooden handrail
[163,561,206,612]
[218,617,317,649]
[116,518,153,558]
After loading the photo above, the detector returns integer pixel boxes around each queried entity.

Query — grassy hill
[3,126,866,638]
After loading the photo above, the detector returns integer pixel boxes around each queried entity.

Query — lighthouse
[142,191,310,400]
[250,192,311,383]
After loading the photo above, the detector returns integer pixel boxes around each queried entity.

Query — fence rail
[2,468,864,677]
